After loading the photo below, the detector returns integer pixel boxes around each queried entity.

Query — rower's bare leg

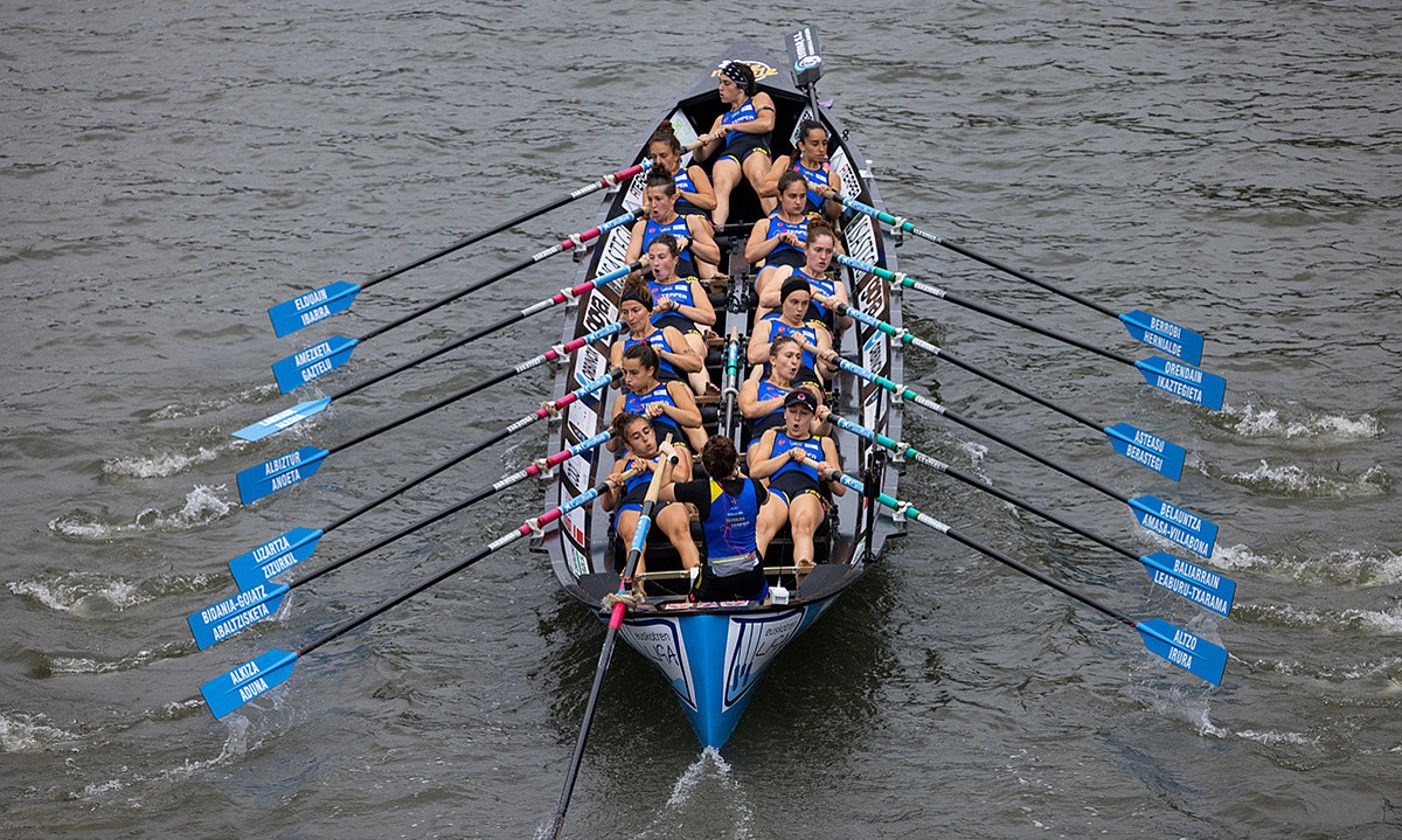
[789,494,823,570]
[745,154,774,214]
[658,505,699,571]
[711,158,742,228]
[616,509,640,568]
[756,495,787,557]
[684,333,715,395]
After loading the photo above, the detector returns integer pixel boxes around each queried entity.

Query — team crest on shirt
[711,60,778,81]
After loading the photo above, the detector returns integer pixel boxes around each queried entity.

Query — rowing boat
[544,34,904,749]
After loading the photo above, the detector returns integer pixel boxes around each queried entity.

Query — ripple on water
[1205,460,1390,498]
[1210,401,1384,446]
[8,570,221,616]
[101,439,249,479]
[48,484,238,540]
[1209,543,1402,587]
[0,711,80,754]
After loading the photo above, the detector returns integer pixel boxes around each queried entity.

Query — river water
[3,1,1398,837]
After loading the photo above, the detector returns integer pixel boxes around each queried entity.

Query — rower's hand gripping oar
[823,467,1229,685]
[270,210,640,394]
[198,467,640,720]
[836,254,1226,412]
[189,430,616,649]
[809,343,1220,558]
[811,181,1207,366]
[237,258,646,441]
[551,437,678,839]
[268,161,653,337]
[821,294,1187,480]
[824,410,1235,616]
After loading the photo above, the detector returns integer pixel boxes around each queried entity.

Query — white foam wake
[149,383,280,421]
[1215,460,1390,498]
[49,484,237,540]
[1218,402,1383,443]
[102,439,250,479]
[9,571,219,614]
[1210,543,1402,587]
[0,711,79,753]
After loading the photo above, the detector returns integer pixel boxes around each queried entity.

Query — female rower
[694,60,776,228]
[755,218,851,335]
[609,276,703,387]
[737,334,823,463]
[626,170,721,280]
[647,124,716,218]
[599,412,695,585]
[761,119,840,221]
[747,276,835,386]
[744,170,812,274]
[644,234,717,395]
[658,436,771,603]
[608,340,706,453]
[750,389,845,570]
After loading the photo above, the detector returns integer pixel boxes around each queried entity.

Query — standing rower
[643,234,717,396]
[747,276,835,386]
[694,60,776,227]
[750,389,845,570]
[659,436,772,604]
[626,170,721,280]
[609,340,706,453]
[647,124,717,219]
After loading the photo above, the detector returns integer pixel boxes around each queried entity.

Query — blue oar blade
[200,649,300,719]
[1119,310,1204,366]
[271,336,358,394]
[1128,495,1218,558]
[1138,552,1236,617]
[1135,618,1227,685]
[233,397,332,442]
[268,281,361,337]
[236,446,329,504]
[228,527,324,590]
[187,582,290,649]
[1134,356,1226,411]
[1104,422,1187,481]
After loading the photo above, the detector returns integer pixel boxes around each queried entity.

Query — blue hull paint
[616,595,841,748]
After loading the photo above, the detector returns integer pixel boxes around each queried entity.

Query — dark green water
[2,1,1398,837]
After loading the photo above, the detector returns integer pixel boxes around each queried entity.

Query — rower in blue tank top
[754,219,853,337]
[647,125,716,219]
[643,215,695,276]
[749,389,846,570]
[600,412,695,579]
[609,327,706,452]
[762,119,841,221]
[626,171,720,280]
[695,60,777,227]
[747,276,837,388]
[641,235,718,397]
[744,170,815,272]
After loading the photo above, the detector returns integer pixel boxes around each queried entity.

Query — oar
[189,429,615,648]
[551,437,677,838]
[814,183,1206,365]
[825,411,1234,616]
[836,254,1225,412]
[237,259,645,440]
[822,467,1227,684]
[822,295,1187,480]
[199,468,636,720]
[271,210,639,393]
[267,161,652,337]
[809,346,1219,558]
[237,358,619,506]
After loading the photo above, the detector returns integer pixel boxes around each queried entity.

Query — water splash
[1215,401,1383,444]
[147,383,281,421]
[1209,460,1389,498]
[0,712,80,753]
[102,439,250,479]
[1247,656,1402,682]
[9,571,219,615]
[623,747,755,840]
[1210,543,1402,587]
[39,641,189,676]
[1233,602,1402,634]
[48,484,238,540]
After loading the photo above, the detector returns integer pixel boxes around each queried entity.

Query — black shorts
[652,312,699,336]
[769,470,821,506]
[763,249,806,270]
[692,563,768,602]
[719,133,770,166]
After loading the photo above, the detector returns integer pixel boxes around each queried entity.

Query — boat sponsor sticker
[562,452,591,499]
[620,618,697,711]
[712,60,777,82]
[722,608,807,710]
[573,344,609,390]
[596,225,633,279]
[566,397,598,444]
[563,506,590,575]
[845,214,879,271]
[664,109,699,166]
[828,148,863,203]
[788,106,816,147]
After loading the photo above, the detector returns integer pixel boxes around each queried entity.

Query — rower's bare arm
[747,431,789,479]
[624,220,646,264]
[746,320,772,364]
[688,218,721,265]
[660,327,703,372]
[694,116,724,161]
[681,279,716,326]
[685,166,717,211]
[757,155,790,199]
[822,439,846,496]
[743,219,773,263]
[740,93,777,134]
[665,382,704,428]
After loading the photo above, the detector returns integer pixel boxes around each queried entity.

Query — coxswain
[750,389,845,570]
[644,234,717,396]
[609,340,707,453]
[599,412,695,586]
[626,170,721,280]
[658,436,772,603]
[746,276,835,386]
[761,119,840,222]
[743,170,812,274]
[755,218,852,335]
[610,275,703,387]
[693,60,776,227]
[737,334,824,463]
[647,124,717,219]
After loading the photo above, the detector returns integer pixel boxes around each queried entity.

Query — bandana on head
[720,60,753,93]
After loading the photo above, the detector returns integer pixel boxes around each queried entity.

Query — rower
[750,389,845,570]
[609,340,707,453]
[644,234,717,396]
[746,276,836,386]
[610,276,703,387]
[761,119,840,222]
[658,436,771,604]
[647,124,717,219]
[744,170,813,276]
[626,170,721,280]
[600,412,694,585]
[737,334,825,463]
[693,60,776,227]
[755,219,852,336]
